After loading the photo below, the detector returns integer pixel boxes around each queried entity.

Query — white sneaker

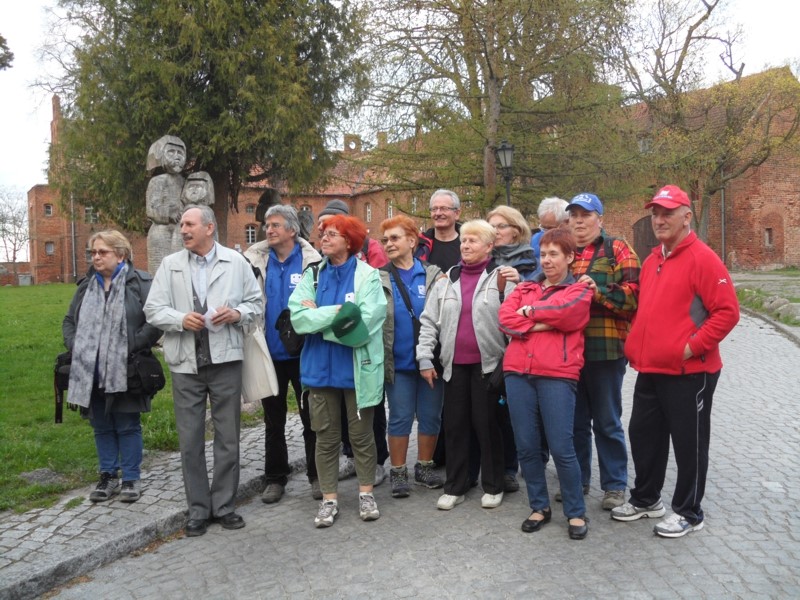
[374,464,387,487]
[437,494,465,510]
[481,492,504,508]
[338,457,356,480]
[314,500,339,528]
[610,500,666,522]
[653,512,704,538]
[359,493,381,521]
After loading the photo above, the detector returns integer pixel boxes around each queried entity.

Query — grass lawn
[0,283,271,513]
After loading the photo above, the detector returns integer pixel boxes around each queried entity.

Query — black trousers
[628,370,720,525]
[262,358,317,484]
[443,363,505,496]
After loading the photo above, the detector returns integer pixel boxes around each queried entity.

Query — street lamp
[495,140,514,206]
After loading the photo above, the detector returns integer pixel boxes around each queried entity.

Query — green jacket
[288,257,387,410]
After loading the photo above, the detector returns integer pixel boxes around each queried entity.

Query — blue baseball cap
[567,193,604,216]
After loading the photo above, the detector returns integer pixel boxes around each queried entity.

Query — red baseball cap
[646,185,691,210]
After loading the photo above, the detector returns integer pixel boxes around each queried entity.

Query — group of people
[62,183,739,542]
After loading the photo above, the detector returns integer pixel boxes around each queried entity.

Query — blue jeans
[505,374,585,518]
[574,358,628,491]
[385,370,444,437]
[89,387,143,481]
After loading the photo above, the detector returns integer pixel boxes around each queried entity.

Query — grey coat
[62,262,163,413]
[416,262,513,382]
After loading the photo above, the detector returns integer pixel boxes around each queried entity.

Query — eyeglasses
[430,206,458,214]
[320,230,345,239]
[90,249,114,257]
[492,223,515,231]
[264,222,285,230]
[380,234,406,245]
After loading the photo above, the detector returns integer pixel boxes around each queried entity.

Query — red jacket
[625,232,739,375]
[499,276,592,380]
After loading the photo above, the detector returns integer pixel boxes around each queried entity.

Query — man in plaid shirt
[566,193,640,510]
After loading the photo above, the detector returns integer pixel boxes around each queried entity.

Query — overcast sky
[1,0,798,196]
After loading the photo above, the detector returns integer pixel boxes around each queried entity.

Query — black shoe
[185,519,208,537]
[504,473,520,493]
[217,512,246,530]
[521,508,552,533]
[568,515,589,540]
[555,484,590,502]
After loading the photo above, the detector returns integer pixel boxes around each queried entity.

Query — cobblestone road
[34,314,800,598]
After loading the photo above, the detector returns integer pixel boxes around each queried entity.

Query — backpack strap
[586,236,618,272]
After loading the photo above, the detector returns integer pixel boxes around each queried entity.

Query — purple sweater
[453,258,489,364]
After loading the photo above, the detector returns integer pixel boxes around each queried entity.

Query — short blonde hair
[486,205,532,244]
[459,219,496,246]
[88,230,132,261]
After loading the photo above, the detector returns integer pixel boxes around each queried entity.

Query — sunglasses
[90,249,115,257]
[380,234,407,245]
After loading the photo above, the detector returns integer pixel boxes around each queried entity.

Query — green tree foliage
[357,0,632,213]
[49,0,367,231]
[0,34,13,70]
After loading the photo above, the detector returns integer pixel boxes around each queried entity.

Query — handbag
[275,308,306,356]
[242,324,279,403]
[127,349,166,396]
[274,262,320,356]
[485,360,506,397]
[54,351,74,423]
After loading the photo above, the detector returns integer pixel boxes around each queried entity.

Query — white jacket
[144,244,264,374]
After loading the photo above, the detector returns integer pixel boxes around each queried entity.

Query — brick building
[25,70,800,283]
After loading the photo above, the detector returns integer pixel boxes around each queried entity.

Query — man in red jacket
[611,185,739,538]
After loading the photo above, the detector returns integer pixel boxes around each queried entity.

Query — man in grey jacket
[145,205,263,537]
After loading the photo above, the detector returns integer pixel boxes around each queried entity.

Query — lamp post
[495,140,514,206]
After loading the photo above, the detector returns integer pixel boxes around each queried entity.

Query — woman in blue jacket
[288,215,387,528]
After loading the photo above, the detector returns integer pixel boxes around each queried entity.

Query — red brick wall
[28,185,148,283]
[26,143,800,283]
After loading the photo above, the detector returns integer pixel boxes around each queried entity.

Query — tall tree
[619,0,800,240]
[0,34,13,70]
[47,0,367,235]
[357,0,631,212]
[0,187,29,276]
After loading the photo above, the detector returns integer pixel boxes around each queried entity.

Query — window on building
[246,224,257,244]
[84,206,98,224]
[44,204,53,216]
[45,241,55,255]
[300,204,311,212]
[765,228,774,248]
[245,204,256,214]
[365,202,372,223]
[387,201,393,218]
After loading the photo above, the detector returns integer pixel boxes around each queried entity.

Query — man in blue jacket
[245,205,322,504]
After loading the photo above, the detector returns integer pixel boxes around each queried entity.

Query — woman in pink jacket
[498,227,592,540]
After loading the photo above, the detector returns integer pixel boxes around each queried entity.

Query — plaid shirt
[571,231,640,361]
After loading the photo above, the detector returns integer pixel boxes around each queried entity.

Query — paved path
[2,313,799,599]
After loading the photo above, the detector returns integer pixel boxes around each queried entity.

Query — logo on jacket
[718,278,728,285]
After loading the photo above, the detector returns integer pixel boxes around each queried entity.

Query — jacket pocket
[162,333,184,366]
